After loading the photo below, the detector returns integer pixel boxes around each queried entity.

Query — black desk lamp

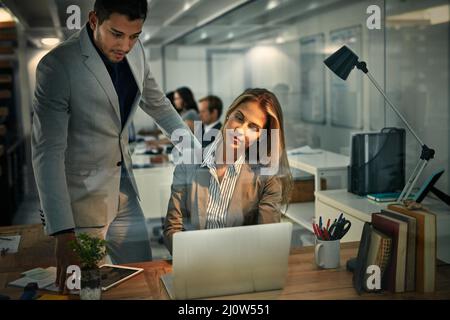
[324,45,435,203]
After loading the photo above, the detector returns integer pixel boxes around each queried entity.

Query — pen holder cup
[314,238,340,269]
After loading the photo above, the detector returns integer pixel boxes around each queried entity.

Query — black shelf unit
[0,21,24,226]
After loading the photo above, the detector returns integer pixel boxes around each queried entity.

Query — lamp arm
[355,62,437,203]
[362,68,435,161]
[362,69,424,147]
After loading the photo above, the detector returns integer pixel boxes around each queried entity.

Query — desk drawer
[315,199,365,242]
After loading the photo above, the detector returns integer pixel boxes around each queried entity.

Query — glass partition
[161,0,449,194]
[163,0,386,154]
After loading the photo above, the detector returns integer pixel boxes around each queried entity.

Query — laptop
[160,222,292,299]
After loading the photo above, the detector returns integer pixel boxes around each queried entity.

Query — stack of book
[362,204,436,293]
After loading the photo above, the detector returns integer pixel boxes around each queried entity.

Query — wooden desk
[0,224,56,299]
[1,224,450,300]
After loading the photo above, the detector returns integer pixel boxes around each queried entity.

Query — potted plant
[70,233,107,300]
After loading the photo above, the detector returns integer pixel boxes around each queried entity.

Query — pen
[322,228,330,240]
[330,222,337,240]
[315,224,323,240]
[312,224,318,238]
[314,224,321,240]
[326,219,330,230]
[319,216,322,229]
[316,225,323,240]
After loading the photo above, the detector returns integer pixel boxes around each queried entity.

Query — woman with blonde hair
[163,88,293,253]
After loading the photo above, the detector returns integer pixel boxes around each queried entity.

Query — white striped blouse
[201,138,245,229]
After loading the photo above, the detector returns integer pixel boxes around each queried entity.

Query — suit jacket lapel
[121,44,144,133]
[227,164,253,224]
[79,26,121,123]
[194,165,211,229]
[126,44,144,94]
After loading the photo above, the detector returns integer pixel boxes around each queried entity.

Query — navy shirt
[87,25,138,129]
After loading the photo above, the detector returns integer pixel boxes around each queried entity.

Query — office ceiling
[1,0,448,48]
[172,0,348,46]
[0,0,252,48]
[173,0,450,46]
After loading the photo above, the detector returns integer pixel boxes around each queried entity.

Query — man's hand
[55,232,79,294]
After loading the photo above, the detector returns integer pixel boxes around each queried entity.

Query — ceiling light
[227,32,234,39]
[323,45,342,55]
[266,0,279,11]
[41,38,61,46]
[0,8,15,22]
[276,36,285,44]
[387,4,450,26]
[307,2,319,11]
[201,32,208,40]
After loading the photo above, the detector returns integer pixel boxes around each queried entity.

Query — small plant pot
[80,268,102,300]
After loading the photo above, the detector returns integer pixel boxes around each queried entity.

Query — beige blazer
[163,163,283,253]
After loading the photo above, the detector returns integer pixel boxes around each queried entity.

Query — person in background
[173,87,200,132]
[146,87,201,148]
[166,91,175,107]
[144,88,199,148]
[163,88,293,253]
[198,95,223,148]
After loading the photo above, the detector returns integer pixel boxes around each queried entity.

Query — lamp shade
[324,45,359,80]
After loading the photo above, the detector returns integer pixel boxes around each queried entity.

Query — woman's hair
[175,87,198,113]
[222,88,293,209]
[166,91,175,106]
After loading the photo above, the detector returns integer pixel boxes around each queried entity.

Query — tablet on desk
[99,264,144,291]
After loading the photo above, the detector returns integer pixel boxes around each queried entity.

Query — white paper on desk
[9,266,57,289]
[21,267,56,280]
[133,142,148,155]
[132,154,151,167]
[43,283,61,292]
[144,136,156,142]
[0,235,21,253]
[135,135,156,142]
[288,146,322,155]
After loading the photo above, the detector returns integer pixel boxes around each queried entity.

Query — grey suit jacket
[31,25,193,235]
[163,163,283,253]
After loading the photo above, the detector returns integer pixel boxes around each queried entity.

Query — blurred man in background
[198,95,223,148]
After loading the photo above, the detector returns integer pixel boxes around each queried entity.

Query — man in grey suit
[31,0,196,292]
